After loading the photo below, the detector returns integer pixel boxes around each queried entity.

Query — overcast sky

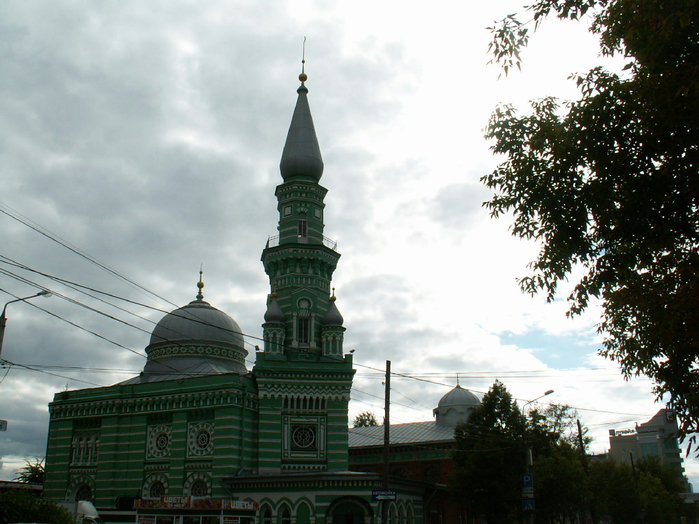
[2,0,694,487]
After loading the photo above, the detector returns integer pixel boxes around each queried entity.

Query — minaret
[254,58,354,475]
[261,63,343,360]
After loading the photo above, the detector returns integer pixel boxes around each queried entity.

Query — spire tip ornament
[196,266,205,300]
[299,37,308,83]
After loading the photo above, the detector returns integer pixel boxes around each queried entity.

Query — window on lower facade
[292,425,317,451]
[149,481,165,498]
[190,479,208,497]
[75,484,92,501]
[280,507,291,524]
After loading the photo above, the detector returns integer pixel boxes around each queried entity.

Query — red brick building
[349,384,480,524]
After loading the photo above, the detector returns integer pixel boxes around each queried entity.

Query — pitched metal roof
[348,421,456,448]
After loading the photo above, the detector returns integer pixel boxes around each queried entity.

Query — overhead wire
[0,202,179,310]
[1,208,655,423]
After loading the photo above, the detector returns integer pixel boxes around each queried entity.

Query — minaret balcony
[265,235,338,251]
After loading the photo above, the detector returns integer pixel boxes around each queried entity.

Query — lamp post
[0,290,52,358]
[521,389,554,517]
[522,389,554,468]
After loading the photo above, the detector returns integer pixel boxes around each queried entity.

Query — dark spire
[279,42,324,182]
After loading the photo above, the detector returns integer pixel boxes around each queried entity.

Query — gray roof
[438,384,479,408]
[321,299,344,326]
[148,299,244,348]
[118,361,247,385]
[264,298,285,323]
[141,296,248,378]
[348,421,456,448]
[279,84,324,182]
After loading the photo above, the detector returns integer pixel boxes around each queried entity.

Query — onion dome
[321,294,344,326]
[279,79,324,182]
[142,277,248,380]
[264,297,285,323]
[433,384,480,427]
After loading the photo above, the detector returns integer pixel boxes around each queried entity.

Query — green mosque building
[42,75,428,524]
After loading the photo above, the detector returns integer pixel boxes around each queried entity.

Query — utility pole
[578,419,597,524]
[382,359,391,524]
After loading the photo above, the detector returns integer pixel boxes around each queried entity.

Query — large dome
[433,384,480,426]
[142,293,248,380]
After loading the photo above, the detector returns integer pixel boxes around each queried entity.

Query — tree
[526,404,591,523]
[14,458,45,484]
[482,0,699,439]
[452,383,595,524]
[451,381,526,524]
[588,459,639,524]
[587,455,691,524]
[0,489,74,524]
[533,443,588,524]
[353,410,378,427]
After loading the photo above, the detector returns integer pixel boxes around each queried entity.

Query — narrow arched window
[280,506,291,524]
[262,507,272,524]
[298,317,309,344]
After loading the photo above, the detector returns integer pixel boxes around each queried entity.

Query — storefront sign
[134,497,258,511]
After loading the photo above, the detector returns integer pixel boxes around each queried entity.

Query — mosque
[41,71,480,524]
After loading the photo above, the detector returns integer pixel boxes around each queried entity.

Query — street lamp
[522,389,554,467]
[523,389,555,413]
[521,389,554,516]
[0,290,52,357]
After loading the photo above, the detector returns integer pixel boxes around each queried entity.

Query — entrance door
[330,500,369,524]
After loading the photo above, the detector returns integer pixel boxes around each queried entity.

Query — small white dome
[433,385,480,426]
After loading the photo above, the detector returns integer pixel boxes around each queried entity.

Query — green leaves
[487,15,529,77]
[483,0,699,440]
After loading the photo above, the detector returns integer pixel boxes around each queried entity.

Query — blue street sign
[522,499,535,511]
[372,490,397,502]
[521,473,534,487]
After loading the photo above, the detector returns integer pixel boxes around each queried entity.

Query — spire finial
[196,265,204,300]
[271,282,278,299]
[299,37,308,83]
[456,374,460,387]
[330,286,336,302]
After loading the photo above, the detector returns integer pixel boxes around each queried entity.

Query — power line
[0,202,178,310]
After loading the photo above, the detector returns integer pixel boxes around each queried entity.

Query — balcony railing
[265,235,338,251]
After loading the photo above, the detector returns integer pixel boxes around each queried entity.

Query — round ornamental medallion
[196,429,210,449]
[148,426,172,458]
[155,432,169,451]
[292,426,315,448]
[188,422,214,456]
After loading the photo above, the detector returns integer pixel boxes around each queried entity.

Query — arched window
[75,484,92,501]
[298,317,309,344]
[190,479,208,497]
[149,481,165,498]
[296,502,311,524]
[279,505,291,524]
[71,436,80,465]
[389,504,397,524]
[261,506,272,524]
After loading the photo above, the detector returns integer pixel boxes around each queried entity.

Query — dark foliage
[14,458,45,484]
[0,489,74,524]
[483,0,699,441]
